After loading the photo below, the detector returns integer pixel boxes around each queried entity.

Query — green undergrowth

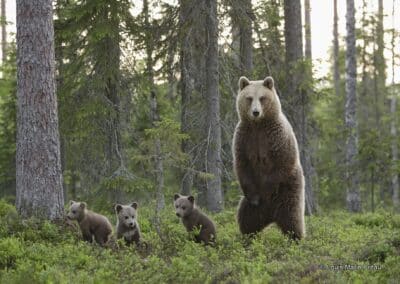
[0,199,399,283]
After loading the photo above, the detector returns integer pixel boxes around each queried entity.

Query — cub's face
[67,201,86,220]
[174,194,194,218]
[236,76,280,121]
[115,203,138,229]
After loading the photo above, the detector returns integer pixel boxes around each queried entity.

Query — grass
[0,199,399,283]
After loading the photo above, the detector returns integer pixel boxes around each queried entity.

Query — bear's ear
[188,196,194,204]
[239,76,250,90]
[174,193,180,201]
[131,202,138,209]
[263,76,274,90]
[69,200,75,205]
[115,204,123,213]
[80,202,87,209]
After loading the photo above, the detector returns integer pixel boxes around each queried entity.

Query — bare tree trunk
[16,0,64,220]
[205,0,223,212]
[283,0,315,215]
[179,0,194,196]
[333,0,340,96]
[144,0,165,225]
[231,0,253,76]
[1,0,6,63]
[345,0,361,212]
[375,0,386,203]
[304,0,312,60]
[391,0,399,211]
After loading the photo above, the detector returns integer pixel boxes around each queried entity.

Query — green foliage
[0,45,16,197]
[0,201,399,283]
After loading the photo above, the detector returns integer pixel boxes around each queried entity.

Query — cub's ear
[131,202,138,209]
[69,200,75,205]
[263,76,274,90]
[188,196,194,204]
[174,193,180,201]
[80,202,87,209]
[115,204,123,213]
[239,76,250,91]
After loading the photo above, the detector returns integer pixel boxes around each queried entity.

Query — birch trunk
[304,0,312,60]
[345,0,361,212]
[16,0,64,219]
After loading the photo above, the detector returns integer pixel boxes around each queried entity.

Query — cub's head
[173,194,194,218]
[115,202,138,229]
[67,201,86,220]
[236,76,281,122]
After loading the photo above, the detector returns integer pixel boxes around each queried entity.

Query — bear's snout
[176,213,181,217]
[252,111,260,117]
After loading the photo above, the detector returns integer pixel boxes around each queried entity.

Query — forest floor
[0,199,399,283]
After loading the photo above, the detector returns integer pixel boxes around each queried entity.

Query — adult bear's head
[236,76,281,122]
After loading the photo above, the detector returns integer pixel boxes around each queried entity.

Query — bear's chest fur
[243,126,274,174]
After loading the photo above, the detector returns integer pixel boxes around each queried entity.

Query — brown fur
[233,76,305,240]
[174,194,216,245]
[115,202,141,246]
[67,201,113,246]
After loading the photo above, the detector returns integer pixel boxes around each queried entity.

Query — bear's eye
[175,205,178,209]
[246,97,252,102]
[125,216,129,220]
[72,210,76,214]
[182,206,186,210]
[260,96,266,102]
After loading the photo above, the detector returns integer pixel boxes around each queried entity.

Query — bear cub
[174,194,216,245]
[67,201,113,246]
[115,202,141,246]
[233,76,305,240]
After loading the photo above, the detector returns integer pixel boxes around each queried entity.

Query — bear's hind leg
[237,197,270,235]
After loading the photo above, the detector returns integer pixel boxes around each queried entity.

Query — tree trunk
[304,0,312,60]
[144,0,165,218]
[283,0,315,215]
[333,0,340,96]
[179,0,194,196]
[1,0,6,63]
[391,0,399,211]
[205,0,223,212]
[230,0,253,76]
[16,0,64,220]
[375,0,386,203]
[345,0,361,212]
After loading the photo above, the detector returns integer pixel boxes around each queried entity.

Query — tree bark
[1,0,6,63]
[345,0,361,212]
[179,0,194,196]
[304,0,312,60]
[391,0,399,211]
[333,0,340,96]
[16,0,64,220]
[375,0,386,203]
[205,0,223,212]
[283,0,315,215]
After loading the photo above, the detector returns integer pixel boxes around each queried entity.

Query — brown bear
[233,76,305,240]
[67,201,113,246]
[174,194,216,245]
[115,202,141,246]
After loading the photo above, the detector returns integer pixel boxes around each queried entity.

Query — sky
[3,0,400,84]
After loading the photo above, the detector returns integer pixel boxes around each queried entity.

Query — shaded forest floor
[0,199,399,283]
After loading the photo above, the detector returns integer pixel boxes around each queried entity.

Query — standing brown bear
[233,76,305,240]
